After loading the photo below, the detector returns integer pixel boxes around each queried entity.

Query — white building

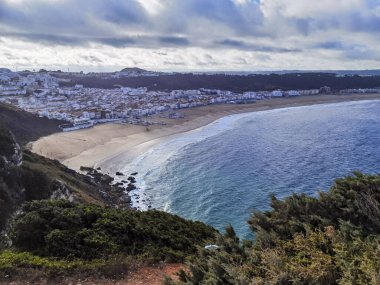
[286,90,300,96]
[0,86,26,96]
[299,89,319,96]
[242,91,257,99]
[272,90,283,97]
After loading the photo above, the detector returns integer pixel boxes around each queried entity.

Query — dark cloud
[3,32,87,46]
[157,0,263,36]
[315,41,380,60]
[0,0,379,57]
[0,31,189,48]
[341,45,380,61]
[293,18,312,35]
[0,0,150,45]
[98,37,137,47]
[215,39,302,53]
[316,41,345,50]
[0,0,265,48]
[315,41,367,54]
[158,36,189,46]
[218,39,245,48]
[99,0,148,25]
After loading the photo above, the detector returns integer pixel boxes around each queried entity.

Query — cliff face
[0,130,26,230]
[0,126,130,232]
[0,131,22,168]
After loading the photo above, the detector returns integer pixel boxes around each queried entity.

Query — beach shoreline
[31,94,380,173]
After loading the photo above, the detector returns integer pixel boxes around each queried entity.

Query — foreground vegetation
[9,200,216,261]
[2,172,378,284]
[1,173,379,284]
[0,200,216,281]
[167,172,380,285]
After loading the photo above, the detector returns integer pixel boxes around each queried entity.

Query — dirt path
[121,263,182,285]
[1,264,183,285]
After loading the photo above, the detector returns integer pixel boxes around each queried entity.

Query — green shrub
[10,200,217,261]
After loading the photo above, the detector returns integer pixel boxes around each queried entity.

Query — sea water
[120,100,380,239]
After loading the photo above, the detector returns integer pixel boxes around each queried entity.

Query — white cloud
[0,0,380,71]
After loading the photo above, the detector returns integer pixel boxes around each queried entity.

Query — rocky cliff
[0,126,130,232]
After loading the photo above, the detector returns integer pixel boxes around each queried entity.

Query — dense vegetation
[167,172,380,285]
[61,73,380,92]
[0,201,216,282]
[9,200,216,261]
[0,128,15,158]
[0,103,61,144]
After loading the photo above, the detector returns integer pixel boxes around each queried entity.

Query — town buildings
[1,69,379,131]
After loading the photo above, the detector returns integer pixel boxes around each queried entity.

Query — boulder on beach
[127,176,136,182]
[115,172,124,176]
[101,175,114,184]
[131,172,138,176]
[126,184,137,191]
[80,166,94,172]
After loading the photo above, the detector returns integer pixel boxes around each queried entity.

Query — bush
[10,200,217,261]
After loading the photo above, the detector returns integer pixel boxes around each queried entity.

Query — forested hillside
[0,103,62,145]
[61,73,380,92]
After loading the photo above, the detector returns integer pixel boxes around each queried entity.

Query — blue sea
[120,100,380,239]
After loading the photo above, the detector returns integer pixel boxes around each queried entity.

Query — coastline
[31,94,380,174]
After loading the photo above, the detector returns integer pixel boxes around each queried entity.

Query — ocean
[119,100,380,239]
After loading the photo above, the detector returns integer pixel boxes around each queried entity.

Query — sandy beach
[31,94,380,173]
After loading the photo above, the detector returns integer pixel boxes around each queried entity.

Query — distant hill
[120,67,148,73]
[118,67,161,77]
[0,68,12,73]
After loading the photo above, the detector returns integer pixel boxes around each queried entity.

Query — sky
[1,0,380,72]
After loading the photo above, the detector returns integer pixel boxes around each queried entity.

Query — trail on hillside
[0,263,183,285]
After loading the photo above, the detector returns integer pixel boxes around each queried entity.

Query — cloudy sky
[1,0,380,72]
